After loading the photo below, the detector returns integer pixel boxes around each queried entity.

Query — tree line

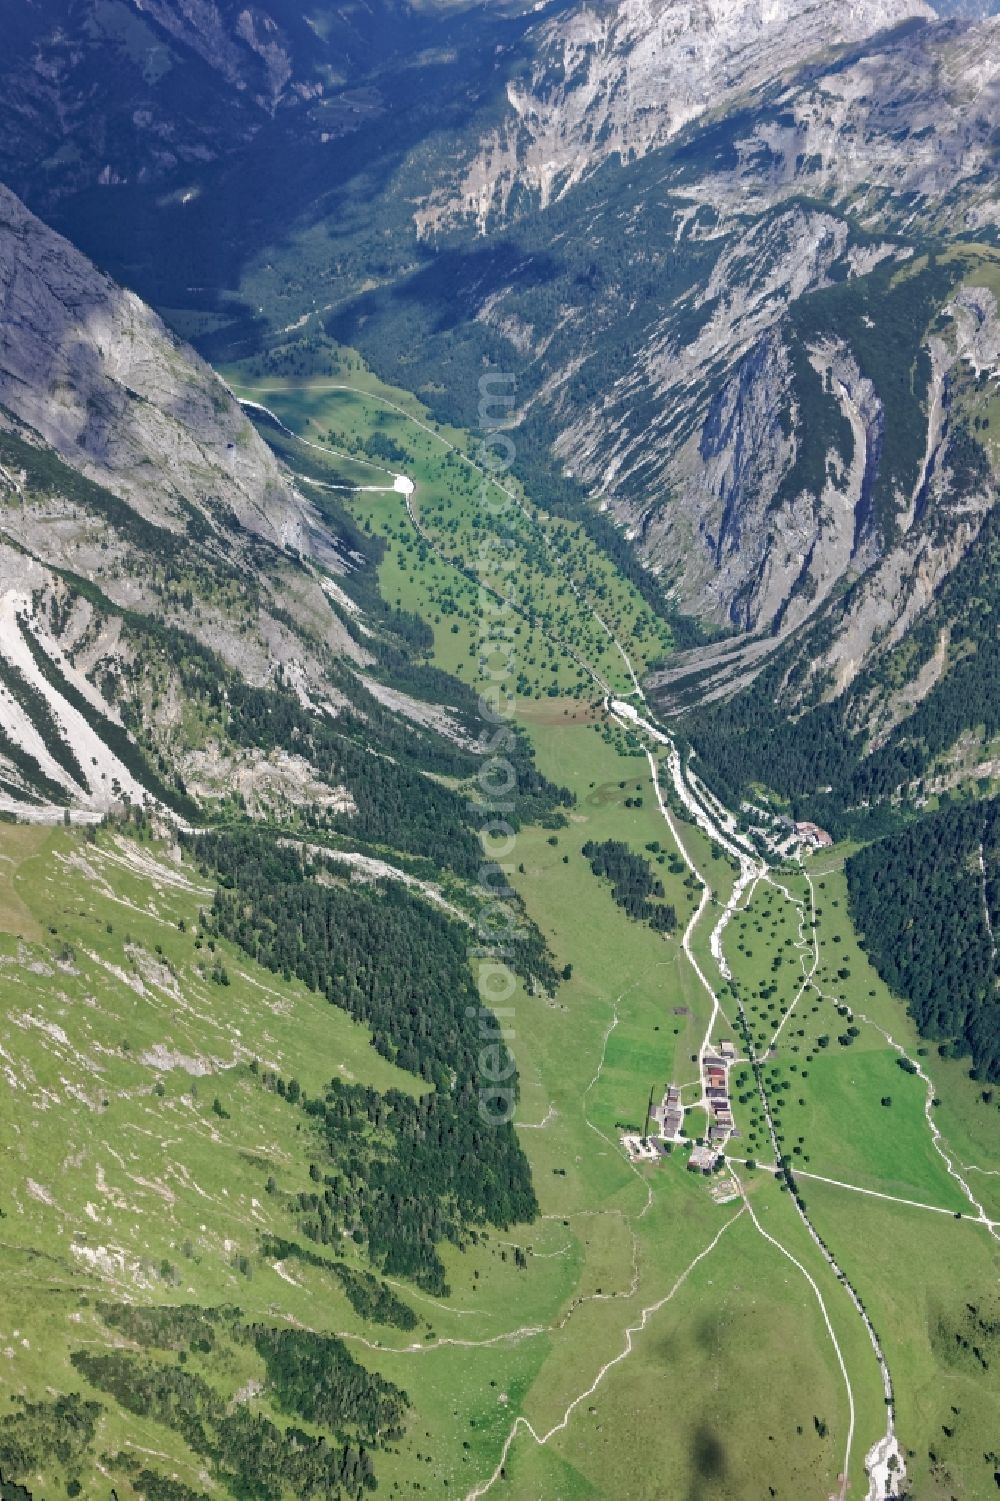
[847,796,1000,1081]
[190,830,539,1292]
[582,839,677,933]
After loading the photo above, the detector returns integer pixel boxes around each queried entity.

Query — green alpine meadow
[0,3,998,1498]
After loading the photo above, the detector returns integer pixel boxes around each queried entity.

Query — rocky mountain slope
[0,0,558,217]
[0,182,493,836]
[0,184,326,557]
[308,6,999,806]
[1,0,997,818]
[415,0,936,232]
[0,11,998,1500]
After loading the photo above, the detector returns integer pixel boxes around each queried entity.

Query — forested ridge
[71,1305,411,1501]
[0,1396,99,1495]
[190,830,540,1292]
[261,1065,536,1292]
[191,829,558,1050]
[847,797,1000,1081]
[71,1322,398,1501]
[256,1239,418,1329]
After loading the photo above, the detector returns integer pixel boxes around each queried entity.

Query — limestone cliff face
[132,0,296,108]
[451,14,1000,664]
[417,0,934,232]
[0,183,329,561]
[0,178,379,818]
[649,276,1000,724]
[0,184,446,820]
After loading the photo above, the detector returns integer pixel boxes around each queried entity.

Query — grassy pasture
[226,366,674,701]
[720,861,974,1209]
[0,822,48,939]
[3,781,855,1501]
[805,1178,1000,1501]
[4,345,999,1500]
